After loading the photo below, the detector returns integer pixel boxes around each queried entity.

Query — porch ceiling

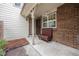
[21,3,37,18]
[21,3,63,18]
[34,3,63,18]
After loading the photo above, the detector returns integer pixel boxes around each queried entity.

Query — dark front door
[36,18,41,35]
[29,16,32,35]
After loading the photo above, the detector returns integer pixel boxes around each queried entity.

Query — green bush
[0,40,7,56]
[0,49,5,56]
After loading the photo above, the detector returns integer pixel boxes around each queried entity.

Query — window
[42,11,57,28]
[13,3,21,8]
[42,15,47,27]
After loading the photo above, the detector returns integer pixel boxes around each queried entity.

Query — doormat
[5,38,29,52]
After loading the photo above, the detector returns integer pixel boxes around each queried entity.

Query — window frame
[42,11,57,28]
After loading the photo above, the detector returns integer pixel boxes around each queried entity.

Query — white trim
[42,11,57,29]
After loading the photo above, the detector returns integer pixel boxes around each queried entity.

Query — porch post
[31,9,35,45]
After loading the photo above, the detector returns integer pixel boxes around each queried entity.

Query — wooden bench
[38,28,53,42]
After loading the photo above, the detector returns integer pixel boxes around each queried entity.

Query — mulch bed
[5,38,29,52]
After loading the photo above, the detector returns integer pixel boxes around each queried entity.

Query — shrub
[0,39,7,56]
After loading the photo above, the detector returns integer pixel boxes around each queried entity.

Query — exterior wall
[53,3,79,49]
[0,21,3,39]
[0,4,28,40]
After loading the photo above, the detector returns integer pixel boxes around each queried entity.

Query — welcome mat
[5,38,29,52]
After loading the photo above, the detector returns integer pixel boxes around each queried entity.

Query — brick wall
[53,3,79,49]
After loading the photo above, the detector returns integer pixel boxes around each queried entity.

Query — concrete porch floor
[23,36,79,56]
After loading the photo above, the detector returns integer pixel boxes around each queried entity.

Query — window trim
[42,11,57,28]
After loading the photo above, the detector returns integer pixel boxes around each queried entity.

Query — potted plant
[0,39,7,56]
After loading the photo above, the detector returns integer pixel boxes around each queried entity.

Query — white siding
[0,3,28,40]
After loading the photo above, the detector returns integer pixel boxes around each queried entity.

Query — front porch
[21,3,79,56]
[24,36,79,56]
[0,3,79,56]
[21,3,79,50]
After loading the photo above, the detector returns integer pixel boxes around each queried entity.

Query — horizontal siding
[0,4,29,40]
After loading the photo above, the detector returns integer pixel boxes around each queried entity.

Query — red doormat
[5,38,29,52]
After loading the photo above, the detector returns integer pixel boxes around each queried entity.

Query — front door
[29,16,32,35]
[36,17,41,35]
